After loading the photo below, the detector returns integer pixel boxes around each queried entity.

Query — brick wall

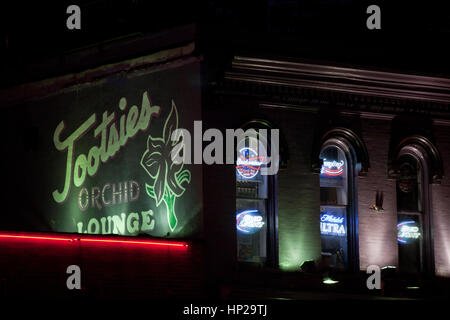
[267,109,321,271]
[202,98,322,274]
[202,102,239,295]
[358,118,398,270]
[338,117,450,275]
[432,125,450,277]
[204,93,450,278]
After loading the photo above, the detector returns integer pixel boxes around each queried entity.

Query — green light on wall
[279,248,303,271]
[278,213,322,271]
[276,173,322,271]
[323,277,339,285]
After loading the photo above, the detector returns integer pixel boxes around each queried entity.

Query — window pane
[397,214,423,274]
[236,135,268,199]
[320,146,348,205]
[236,199,267,263]
[396,155,422,212]
[320,206,348,269]
[320,145,349,270]
[236,134,268,263]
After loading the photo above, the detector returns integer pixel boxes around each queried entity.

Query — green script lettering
[52,114,96,203]
[52,91,161,203]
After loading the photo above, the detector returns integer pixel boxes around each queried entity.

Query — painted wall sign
[236,210,265,234]
[320,212,346,236]
[0,60,202,238]
[397,221,421,243]
[320,159,345,177]
[236,147,265,179]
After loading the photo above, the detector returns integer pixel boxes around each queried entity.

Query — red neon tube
[0,232,189,248]
[0,234,72,242]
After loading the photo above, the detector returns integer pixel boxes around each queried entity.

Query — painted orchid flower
[140,100,190,232]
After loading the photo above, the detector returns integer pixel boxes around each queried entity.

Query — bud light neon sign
[397,221,421,243]
[236,210,265,234]
[320,213,346,236]
[236,147,265,179]
[320,159,345,177]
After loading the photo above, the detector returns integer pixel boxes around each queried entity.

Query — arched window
[394,142,435,274]
[235,120,280,267]
[389,135,443,275]
[319,144,349,270]
[396,153,424,274]
[314,128,369,272]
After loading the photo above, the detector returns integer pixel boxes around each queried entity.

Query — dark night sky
[1,1,449,88]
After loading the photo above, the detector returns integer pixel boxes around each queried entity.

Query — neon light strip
[322,168,344,176]
[397,221,419,243]
[0,234,72,242]
[238,155,265,162]
[236,165,262,171]
[397,221,416,228]
[0,233,188,248]
[236,209,258,233]
[81,238,187,247]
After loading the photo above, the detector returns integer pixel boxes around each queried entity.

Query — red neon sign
[0,232,189,248]
[320,159,345,177]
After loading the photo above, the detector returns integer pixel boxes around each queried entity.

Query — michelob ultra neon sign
[320,213,346,236]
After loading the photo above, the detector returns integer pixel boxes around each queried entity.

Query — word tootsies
[52,91,161,204]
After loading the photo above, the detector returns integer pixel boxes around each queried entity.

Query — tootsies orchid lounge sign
[1,60,202,238]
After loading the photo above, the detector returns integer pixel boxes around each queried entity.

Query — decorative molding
[223,56,450,117]
[239,118,290,169]
[312,127,370,176]
[342,111,450,125]
[259,102,318,113]
[227,56,450,103]
[433,119,450,127]
[388,135,443,184]
[340,111,395,121]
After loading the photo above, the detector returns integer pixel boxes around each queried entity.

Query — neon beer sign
[397,221,421,243]
[236,210,265,234]
[236,147,265,179]
[320,213,346,236]
[321,159,345,177]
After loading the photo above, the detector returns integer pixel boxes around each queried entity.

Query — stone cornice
[222,56,450,117]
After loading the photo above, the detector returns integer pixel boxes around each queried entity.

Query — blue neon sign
[320,212,346,236]
[397,221,421,244]
[236,210,265,234]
